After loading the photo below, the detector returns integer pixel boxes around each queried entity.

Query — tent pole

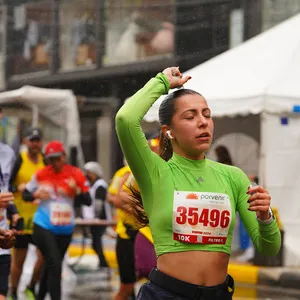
[31,105,39,127]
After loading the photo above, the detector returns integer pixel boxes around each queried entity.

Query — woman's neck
[173,149,205,161]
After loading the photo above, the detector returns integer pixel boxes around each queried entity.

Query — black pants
[90,225,108,268]
[116,235,137,284]
[32,224,72,300]
[0,255,11,296]
[137,268,234,300]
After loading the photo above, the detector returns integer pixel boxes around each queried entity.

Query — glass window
[0,6,6,89]
[10,1,52,75]
[60,0,96,71]
[104,0,174,66]
[262,0,300,31]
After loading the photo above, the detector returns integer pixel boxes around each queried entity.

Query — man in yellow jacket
[9,128,45,300]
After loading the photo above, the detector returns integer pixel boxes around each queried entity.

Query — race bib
[173,191,232,245]
[50,203,72,226]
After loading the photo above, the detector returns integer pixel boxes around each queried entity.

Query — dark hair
[124,89,202,228]
[158,89,201,161]
[215,145,233,166]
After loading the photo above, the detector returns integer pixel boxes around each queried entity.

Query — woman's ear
[161,125,173,140]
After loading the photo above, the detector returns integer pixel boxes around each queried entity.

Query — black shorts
[116,235,137,284]
[137,268,234,300]
[0,255,11,296]
[14,234,34,249]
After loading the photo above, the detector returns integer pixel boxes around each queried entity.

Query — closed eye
[203,108,211,118]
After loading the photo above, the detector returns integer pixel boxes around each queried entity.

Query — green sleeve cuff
[259,218,280,233]
[155,73,170,94]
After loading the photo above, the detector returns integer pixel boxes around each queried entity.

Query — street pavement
[17,238,300,300]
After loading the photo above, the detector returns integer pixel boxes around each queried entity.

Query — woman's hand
[247,185,272,220]
[163,67,191,89]
[0,192,14,208]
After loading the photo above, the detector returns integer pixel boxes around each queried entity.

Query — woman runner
[115,67,281,300]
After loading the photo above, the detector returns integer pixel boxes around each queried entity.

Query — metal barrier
[70,218,117,269]
[75,218,117,227]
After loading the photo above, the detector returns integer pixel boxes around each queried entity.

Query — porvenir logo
[186,193,199,200]
[200,194,225,201]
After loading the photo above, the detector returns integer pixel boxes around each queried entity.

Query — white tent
[0,85,83,164]
[144,14,300,266]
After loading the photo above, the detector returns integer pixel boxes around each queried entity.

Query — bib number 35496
[176,207,230,228]
[173,191,232,245]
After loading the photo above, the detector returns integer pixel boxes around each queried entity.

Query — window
[0,7,5,53]
[60,0,96,71]
[262,0,300,31]
[104,0,174,66]
[0,5,6,89]
[10,1,52,75]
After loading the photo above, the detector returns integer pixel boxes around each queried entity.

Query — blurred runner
[0,195,20,300]
[9,128,45,300]
[22,141,91,300]
[107,162,136,300]
[121,133,159,281]
[0,139,22,300]
[134,135,158,280]
[83,161,111,272]
[110,133,159,299]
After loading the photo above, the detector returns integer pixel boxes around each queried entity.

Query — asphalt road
[16,245,300,300]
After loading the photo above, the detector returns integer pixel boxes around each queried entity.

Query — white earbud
[166,130,173,140]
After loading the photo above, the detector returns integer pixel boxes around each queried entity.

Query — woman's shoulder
[207,160,249,195]
[206,159,246,178]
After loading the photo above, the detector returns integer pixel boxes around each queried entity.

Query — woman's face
[167,94,214,160]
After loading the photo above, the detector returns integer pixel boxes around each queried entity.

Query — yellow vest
[122,173,154,243]
[108,166,134,239]
[13,151,45,234]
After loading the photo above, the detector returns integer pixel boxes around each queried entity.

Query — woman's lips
[196,133,211,142]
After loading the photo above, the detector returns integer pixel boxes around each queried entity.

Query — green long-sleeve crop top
[116,73,281,257]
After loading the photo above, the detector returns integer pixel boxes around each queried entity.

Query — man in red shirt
[22,141,91,300]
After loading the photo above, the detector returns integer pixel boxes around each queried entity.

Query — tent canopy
[144,13,300,122]
[0,85,81,152]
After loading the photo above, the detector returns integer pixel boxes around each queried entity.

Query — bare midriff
[157,250,230,286]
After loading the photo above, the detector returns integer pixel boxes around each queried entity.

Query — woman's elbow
[262,246,281,257]
[261,236,282,256]
[115,109,127,127]
[115,109,133,133]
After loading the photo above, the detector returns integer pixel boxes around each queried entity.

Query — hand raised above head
[163,67,192,89]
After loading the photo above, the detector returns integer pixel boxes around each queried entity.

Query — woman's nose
[198,115,208,127]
